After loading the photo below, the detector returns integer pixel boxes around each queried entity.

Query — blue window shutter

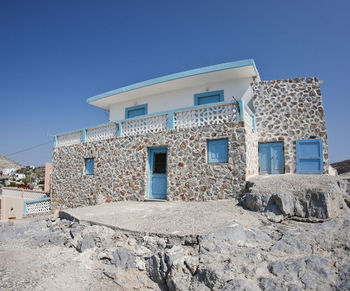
[296,139,323,174]
[194,90,224,105]
[125,104,148,119]
[85,158,94,175]
[207,139,228,163]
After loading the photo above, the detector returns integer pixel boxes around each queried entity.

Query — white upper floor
[87,59,260,121]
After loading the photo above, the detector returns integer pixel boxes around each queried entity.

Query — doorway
[148,147,168,199]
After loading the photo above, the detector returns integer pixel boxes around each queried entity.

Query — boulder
[76,233,97,252]
[111,247,136,270]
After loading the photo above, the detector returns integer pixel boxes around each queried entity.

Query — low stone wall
[51,122,247,208]
[251,78,328,173]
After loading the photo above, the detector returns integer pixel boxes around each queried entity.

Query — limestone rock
[111,247,136,270]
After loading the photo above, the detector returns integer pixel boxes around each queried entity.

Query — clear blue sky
[0,0,349,166]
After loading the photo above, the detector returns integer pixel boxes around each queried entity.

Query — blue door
[296,139,323,174]
[148,147,167,199]
[259,142,284,174]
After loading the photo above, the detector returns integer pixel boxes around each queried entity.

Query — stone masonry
[51,122,248,208]
[251,78,328,174]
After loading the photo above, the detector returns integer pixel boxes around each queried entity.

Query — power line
[6,140,53,157]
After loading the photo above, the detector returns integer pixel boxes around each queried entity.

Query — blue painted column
[252,114,256,130]
[82,129,87,143]
[117,122,123,137]
[168,111,175,130]
[239,99,245,121]
[54,136,58,147]
[235,103,240,121]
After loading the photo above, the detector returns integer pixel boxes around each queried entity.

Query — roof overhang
[87,59,260,110]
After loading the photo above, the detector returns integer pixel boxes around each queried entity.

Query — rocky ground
[1,203,350,290]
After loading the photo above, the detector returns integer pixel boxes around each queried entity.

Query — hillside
[331,159,350,175]
[0,153,23,170]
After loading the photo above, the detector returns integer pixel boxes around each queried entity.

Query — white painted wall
[109,77,253,121]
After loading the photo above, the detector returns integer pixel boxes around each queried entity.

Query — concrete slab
[60,200,264,237]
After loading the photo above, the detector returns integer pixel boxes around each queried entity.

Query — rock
[337,264,350,290]
[300,256,334,289]
[48,232,66,246]
[111,247,136,270]
[222,279,260,291]
[273,193,294,216]
[70,222,85,239]
[76,233,97,252]
[241,193,271,212]
[147,253,167,284]
[258,277,285,291]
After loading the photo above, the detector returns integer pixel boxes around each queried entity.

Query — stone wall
[251,78,328,173]
[51,122,247,208]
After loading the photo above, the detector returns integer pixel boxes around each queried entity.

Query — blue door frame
[259,142,285,174]
[148,147,168,200]
[296,139,323,174]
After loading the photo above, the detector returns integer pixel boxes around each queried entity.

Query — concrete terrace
[60,200,264,237]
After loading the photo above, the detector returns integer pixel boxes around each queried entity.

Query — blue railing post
[168,111,175,130]
[235,103,240,121]
[82,129,87,143]
[54,136,58,147]
[23,201,27,215]
[239,99,245,121]
[117,122,123,137]
[252,114,256,130]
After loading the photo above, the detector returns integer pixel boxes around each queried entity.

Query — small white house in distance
[14,173,26,181]
[51,59,328,208]
[2,168,17,175]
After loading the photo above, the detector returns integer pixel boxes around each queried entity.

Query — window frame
[194,90,224,106]
[125,104,148,119]
[207,138,229,163]
[85,158,94,175]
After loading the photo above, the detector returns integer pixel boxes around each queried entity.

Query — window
[194,90,224,106]
[85,158,94,175]
[207,139,228,163]
[153,153,167,174]
[125,104,148,119]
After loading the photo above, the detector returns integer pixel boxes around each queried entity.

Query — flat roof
[87,59,259,110]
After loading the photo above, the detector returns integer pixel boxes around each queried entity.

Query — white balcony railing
[122,114,168,136]
[86,123,117,142]
[55,100,249,147]
[174,103,236,129]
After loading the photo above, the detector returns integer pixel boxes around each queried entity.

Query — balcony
[54,100,255,148]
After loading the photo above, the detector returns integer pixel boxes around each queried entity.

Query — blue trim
[239,99,245,121]
[87,59,259,104]
[23,197,51,214]
[54,136,58,147]
[194,90,224,105]
[125,104,148,119]
[252,114,256,130]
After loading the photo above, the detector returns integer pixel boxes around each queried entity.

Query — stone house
[51,59,328,208]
